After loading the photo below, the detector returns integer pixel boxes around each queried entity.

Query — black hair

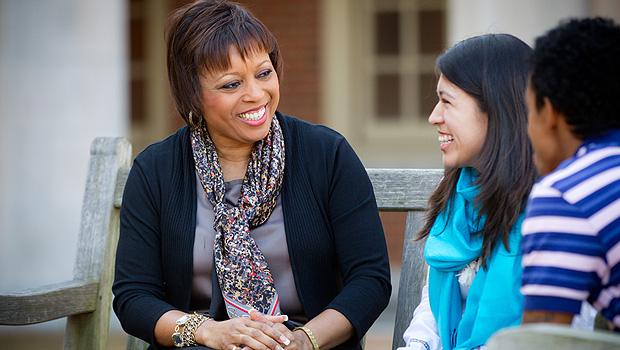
[418,34,538,267]
[530,17,620,139]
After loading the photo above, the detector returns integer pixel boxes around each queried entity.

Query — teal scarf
[425,167,524,350]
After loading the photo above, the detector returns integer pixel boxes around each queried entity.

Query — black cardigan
[113,112,391,349]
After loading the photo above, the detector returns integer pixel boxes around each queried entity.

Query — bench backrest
[366,168,443,350]
[0,137,131,350]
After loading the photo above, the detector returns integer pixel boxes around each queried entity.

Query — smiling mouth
[238,106,266,121]
[438,134,454,145]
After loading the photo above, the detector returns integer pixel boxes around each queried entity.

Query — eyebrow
[438,89,455,99]
[213,58,272,82]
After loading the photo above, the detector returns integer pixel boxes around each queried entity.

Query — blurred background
[1,0,619,348]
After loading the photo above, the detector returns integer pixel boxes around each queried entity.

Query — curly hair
[529,17,620,139]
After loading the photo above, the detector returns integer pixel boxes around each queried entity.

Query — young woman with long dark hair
[399,34,537,350]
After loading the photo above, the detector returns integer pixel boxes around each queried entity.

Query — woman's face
[428,74,488,169]
[199,47,280,150]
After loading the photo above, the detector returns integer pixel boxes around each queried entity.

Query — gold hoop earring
[189,111,202,128]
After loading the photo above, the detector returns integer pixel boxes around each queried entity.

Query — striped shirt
[521,129,620,329]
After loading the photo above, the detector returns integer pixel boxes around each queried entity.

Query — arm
[115,157,291,350]
[522,311,574,325]
[287,309,355,350]
[249,309,353,350]
[520,184,599,328]
[321,137,392,343]
[113,160,178,345]
[398,281,441,350]
[278,124,391,348]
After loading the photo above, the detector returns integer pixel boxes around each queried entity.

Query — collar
[576,129,620,157]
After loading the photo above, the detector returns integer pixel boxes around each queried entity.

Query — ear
[542,97,561,131]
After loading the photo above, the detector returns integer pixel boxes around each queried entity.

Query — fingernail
[276,346,284,350]
[282,315,289,322]
[280,336,291,346]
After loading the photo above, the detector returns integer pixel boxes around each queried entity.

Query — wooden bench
[7,136,617,350]
[0,136,444,350]
[0,137,131,350]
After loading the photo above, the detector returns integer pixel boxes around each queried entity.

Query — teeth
[239,106,265,121]
[438,134,454,145]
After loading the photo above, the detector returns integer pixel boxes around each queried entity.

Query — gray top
[192,175,306,322]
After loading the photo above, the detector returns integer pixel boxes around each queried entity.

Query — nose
[428,102,444,125]
[243,79,264,101]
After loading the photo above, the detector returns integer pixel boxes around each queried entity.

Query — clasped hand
[194,310,313,350]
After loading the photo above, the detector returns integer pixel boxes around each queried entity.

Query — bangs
[195,16,278,76]
[165,0,283,126]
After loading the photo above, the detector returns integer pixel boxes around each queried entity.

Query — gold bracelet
[172,312,211,347]
[293,326,320,350]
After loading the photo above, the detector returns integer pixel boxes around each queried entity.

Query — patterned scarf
[191,116,285,318]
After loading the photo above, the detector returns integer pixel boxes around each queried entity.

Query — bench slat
[0,280,98,325]
[368,168,443,211]
[115,167,130,208]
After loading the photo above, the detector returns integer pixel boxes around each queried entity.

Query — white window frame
[321,0,446,168]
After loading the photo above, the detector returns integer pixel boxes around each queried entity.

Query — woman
[112,1,391,350]
[398,34,537,350]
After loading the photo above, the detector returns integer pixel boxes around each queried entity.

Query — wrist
[194,318,216,346]
[293,326,320,350]
[172,312,212,347]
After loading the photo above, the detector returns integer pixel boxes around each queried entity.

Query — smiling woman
[428,74,488,169]
[398,34,538,350]
[112,1,391,350]
[199,48,280,180]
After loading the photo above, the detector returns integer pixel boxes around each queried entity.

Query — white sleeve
[397,278,442,350]
[571,301,597,330]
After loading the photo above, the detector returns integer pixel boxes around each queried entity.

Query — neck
[214,142,254,182]
[556,117,584,160]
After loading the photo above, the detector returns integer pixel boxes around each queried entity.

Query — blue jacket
[113,112,391,349]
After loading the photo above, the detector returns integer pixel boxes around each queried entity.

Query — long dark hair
[417,34,537,267]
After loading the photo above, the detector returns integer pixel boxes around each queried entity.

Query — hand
[194,312,290,350]
[249,310,313,350]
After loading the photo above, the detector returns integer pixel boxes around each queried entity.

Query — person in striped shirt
[521,17,620,330]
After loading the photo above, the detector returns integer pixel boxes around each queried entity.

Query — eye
[221,81,240,90]
[257,69,273,79]
[441,98,451,105]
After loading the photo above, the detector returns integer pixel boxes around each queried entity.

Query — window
[326,0,446,167]
[365,0,446,124]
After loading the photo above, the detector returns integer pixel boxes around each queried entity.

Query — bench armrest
[0,280,98,325]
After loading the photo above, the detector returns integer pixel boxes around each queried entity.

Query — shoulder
[129,127,191,186]
[535,144,620,196]
[133,127,190,169]
[522,145,620,255]
[277,111,347,149]
[277,111,359,169]
[528,145,620,213]
[276,111,372,193]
